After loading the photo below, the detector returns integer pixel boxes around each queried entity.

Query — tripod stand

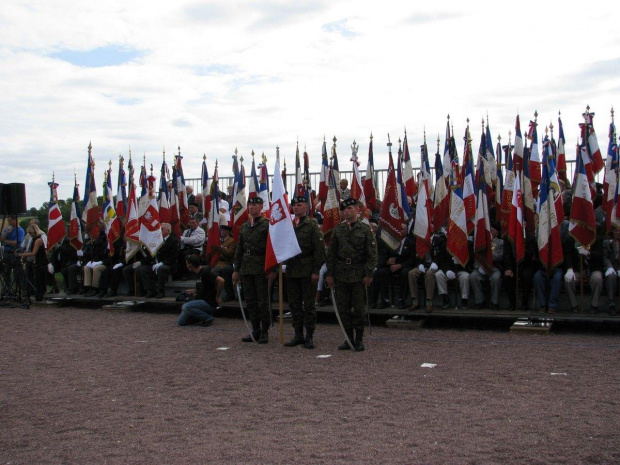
[0,252,32,308]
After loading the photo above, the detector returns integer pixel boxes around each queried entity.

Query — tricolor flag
[102,164,122,255]
[485,119,498,187]
[69,178,83,251]
[302,149,313,216]
[322,154,341,246]
[527,117,541,199]
[174,152,190,228]
[402,132,416,197]
[396,143,411,219]
[125,165,141,262]
[508,173,525,264]
[537,139,563,271]
[201,156,211,220]
[158,158,171,225]
[265,151,301,271]
[232,157,248,242]
[569,142,597,248]
[432,147,449,232]
[139,174,164,257]
[205,163,221,268]
[414,138,433,258]
[473,159,493,273]
[494,137,504,223]
[604,120,618,233]
[522,140,536,237]
[379,143,406,251]
[115,156,127,221]
[556,113,569,185]
[318,138,329,211]
[442,117,453,178]
[447,168,469,267]
[47,177,65,250]
[258,157,270,215]
[461,127,476,234]
[363,133,378,211]
[295,142,304,196]
[583,109,604,175]
[82,143,100,238]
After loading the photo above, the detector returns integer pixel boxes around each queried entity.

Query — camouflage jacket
[285,216,326,278]
[233,216,269,275]
[326,220,377,282]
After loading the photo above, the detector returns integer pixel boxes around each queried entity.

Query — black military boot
[354,327,365,351]
[304,328,315,349]
[284,328,305,347]
[242,321,261,342]
[258,322,269,344]
[337,329,354,350]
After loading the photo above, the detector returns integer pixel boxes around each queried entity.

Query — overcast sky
[1,0,619,209]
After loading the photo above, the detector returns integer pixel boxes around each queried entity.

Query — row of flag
[44,107,617,276]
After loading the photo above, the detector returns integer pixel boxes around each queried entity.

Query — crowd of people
[1,172,618,351]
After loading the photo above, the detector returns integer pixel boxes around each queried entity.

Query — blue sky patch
[51,45,145,67]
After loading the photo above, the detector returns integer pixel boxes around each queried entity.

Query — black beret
[220,224,232,231]
[248,197,263,205]
[291,196,307,205]
[339,197,358,210]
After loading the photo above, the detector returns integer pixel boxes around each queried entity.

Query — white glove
[418,264,426,273]
[477,266,487,276]
[113,263,123,270]
[133,261,142,269]
[47,263,54,274]
[446,270,456,280]
[564,268,575,282]
[85,261,93,268]
[77,261,82,267]
[91,261,103,267]
[576,246,588,256]
[430,262,438,272]
[76,250,84,257]
[605,267,617,277]
[153,262,164,273]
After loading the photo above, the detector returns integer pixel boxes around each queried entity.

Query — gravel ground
[1,305,619,464]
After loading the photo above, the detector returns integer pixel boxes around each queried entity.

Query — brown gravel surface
[1,305,619,464]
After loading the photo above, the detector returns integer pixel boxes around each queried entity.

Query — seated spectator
[138,223,180,298]
[604,228,620,315]
[178,216,206,274]
[377,222,415,309]
[177,254,224,326]
[82,226,108,297]
[470,222,504,310]
[122,246,154,297]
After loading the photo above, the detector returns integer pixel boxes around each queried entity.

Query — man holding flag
[283,196,325,349]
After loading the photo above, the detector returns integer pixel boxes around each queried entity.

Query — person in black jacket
[376,222,416,309]
[138,223,180,298]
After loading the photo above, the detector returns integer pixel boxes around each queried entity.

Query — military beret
[248,197,263,205]
[291,196,307,205]
[220,224,232,231]
[188,201,200,208]
[339,197,358,210]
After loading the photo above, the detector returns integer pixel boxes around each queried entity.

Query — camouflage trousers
[286,275,317,331]
[333,279,367,330]
[241,273,271,325]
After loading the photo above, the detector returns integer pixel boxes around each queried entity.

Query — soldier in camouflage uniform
[283,196,326,349]
[232,197,275,343]
[325,198,378,351]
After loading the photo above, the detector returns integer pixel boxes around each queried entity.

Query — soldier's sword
[365,286,373,335]
[330,285,355,350]
[236,283,257,343]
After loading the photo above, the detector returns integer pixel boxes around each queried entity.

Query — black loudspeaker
[0,184,5,215]
[4,183,27,215]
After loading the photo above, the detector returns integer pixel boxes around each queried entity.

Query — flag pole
[580,254,584,314]
[278,264,284,344]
